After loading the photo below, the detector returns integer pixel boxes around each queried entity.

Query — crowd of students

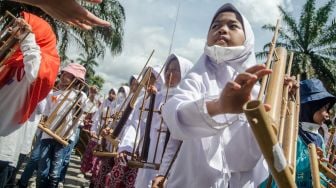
[0,2,335,188]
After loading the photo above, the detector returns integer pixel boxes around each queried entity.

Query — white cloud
[174,37,205,63]
[236,0,284,25]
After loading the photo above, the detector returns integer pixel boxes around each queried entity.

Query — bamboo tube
[264,47,287,129]
[282,101,296,173]
[278,52,294,144]
[243,100,296,187]
[308,143,321,188]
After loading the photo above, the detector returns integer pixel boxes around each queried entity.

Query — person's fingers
[234,72,257,86]
[72,19,92,30]
[263,104,272,112]
[82,10,111,27]
[85,0,103,3]
[254,68,272,80]
[225,81,241,91]
[245,64,266,74]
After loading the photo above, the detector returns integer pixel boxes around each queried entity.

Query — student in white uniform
[37,63,88,188]
[134,54,193,188]
[161,3,271,188]
[0,12,60,188]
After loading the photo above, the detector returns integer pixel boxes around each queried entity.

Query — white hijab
[163,4,264,187]
[162,53,193,98]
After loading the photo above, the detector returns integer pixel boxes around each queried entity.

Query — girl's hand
[151,175,166,188]
[207,64,272,116]
[147,85,158,95]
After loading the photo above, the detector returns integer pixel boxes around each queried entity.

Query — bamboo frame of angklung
[127,68,161,170]
[95,66,154,158]
[0,11,31,66]
[76,92,106,156]
[242,19,298,187]
[92,105,119,158]
[94,51,155,158]
[127,52,181,170]
[38,78,89,146]
[129,72,173,170]
[308,143,336,188]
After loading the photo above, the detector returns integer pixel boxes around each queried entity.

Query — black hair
[118,86,125,94]
[109,88,116,95]
[164,56,178,73]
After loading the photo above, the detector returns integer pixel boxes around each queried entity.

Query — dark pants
[5,154,26,188]
[59,127,80,182]
[0,161,14,188]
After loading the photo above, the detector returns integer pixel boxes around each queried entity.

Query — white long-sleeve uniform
[162,54,269,188]
[0,33,41,166]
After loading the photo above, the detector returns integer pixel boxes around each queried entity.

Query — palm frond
[310,0,336,48]
[299,0,315,49]
[278,6,304,48]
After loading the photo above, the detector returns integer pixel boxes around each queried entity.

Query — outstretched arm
[11,0,110,30]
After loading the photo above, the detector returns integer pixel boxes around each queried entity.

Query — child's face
[130,79,139,92]
[109,90,116,101]
[60,71,75,87]
[313,104,330,125]
[207,12,245,47]
[165,60,181,88]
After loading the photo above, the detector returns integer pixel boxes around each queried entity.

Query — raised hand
[12,0,110,30]
[207,64,272,116]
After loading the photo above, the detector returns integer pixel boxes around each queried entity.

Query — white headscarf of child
[204,3,256,73]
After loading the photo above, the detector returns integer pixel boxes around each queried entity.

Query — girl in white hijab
[133,54,193,188]
[161,3,271,188]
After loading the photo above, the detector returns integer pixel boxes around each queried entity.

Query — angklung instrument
[38,77,89,146]
[0,11,31,67]
[92,105,119,157]
[75,91,103,157]
[308,143,336,187]
[126,67,161,170]
[127,63,174,170]
[243,19,300,187]
[94,50,155,157]
[308,116,336,187]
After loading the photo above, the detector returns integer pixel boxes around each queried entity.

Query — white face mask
[116,93,125,103]
[204,44,246,64]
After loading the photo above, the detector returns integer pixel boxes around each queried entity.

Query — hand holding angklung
[147,85,158,95]
[284,75,299,96]
[219,64,272,114]
[151,175,166,188]
[9,18,31,40]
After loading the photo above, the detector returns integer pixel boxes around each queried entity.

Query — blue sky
[70,0,332,93]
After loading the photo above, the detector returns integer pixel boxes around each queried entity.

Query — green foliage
[88,75,105,90]
[0,0,125,60]
[257,0,336,95]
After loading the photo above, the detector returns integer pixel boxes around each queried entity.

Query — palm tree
[0,0,125,60]
[89,75,105,90]
[257,0,336,94]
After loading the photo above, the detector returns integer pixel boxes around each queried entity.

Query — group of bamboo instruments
[308,118,336,187]
[0,11,31,67]
[92,51,155,158]
[127,55,174,170]
[38,78,90,146]
[243,20,299,187]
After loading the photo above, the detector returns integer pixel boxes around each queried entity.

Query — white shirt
[42,89,88,140]
[0,33,41,166]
